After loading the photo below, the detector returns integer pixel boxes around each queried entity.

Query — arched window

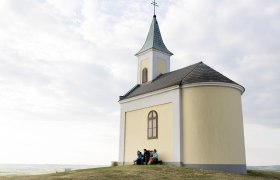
[142,68,148,83]
[147,110,158,139]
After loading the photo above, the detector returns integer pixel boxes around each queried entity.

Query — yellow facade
[182,86,246,164]
[124,103,173,163]
[156,59,166,75]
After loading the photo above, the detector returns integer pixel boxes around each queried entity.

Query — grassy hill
[1,165,280,180]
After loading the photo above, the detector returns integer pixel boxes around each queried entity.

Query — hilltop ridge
[1,165,280,180]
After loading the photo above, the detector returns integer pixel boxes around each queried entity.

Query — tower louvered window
[142,68,148,83]
[148,110,158,139]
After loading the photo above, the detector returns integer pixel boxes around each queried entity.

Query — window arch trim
[142,68,148,83]
[147,110,158,139]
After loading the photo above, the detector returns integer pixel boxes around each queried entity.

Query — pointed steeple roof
[136,15,173,56]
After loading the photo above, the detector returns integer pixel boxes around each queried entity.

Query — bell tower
[135,14,173,84]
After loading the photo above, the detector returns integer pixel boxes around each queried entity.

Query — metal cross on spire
[151,0,159,16]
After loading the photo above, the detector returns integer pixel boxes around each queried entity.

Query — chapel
[118,12,246,174]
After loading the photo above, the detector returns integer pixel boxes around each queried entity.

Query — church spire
[135,1,173,84]
[135,4,173,56]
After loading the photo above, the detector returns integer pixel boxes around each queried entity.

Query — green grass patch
[0,165,280,180]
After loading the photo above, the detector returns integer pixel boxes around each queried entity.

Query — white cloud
[162,0,280,128]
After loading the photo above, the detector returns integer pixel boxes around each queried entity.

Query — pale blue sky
[0,0,279,166]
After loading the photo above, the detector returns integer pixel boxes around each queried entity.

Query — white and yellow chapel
[118,12,247,174]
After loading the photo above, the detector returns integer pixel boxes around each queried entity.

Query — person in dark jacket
[142,149,150,165]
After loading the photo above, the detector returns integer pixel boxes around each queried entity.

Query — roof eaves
[135,47,173,56]
[119,84,140,101]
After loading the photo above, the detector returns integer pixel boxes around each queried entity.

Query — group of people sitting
[134,149,158,165]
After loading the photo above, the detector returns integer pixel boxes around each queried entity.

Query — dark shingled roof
[120,62,243,101]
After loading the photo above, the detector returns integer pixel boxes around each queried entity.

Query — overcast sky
[0,0,279,166]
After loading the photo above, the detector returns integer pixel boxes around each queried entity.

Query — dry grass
[1,165,280,180]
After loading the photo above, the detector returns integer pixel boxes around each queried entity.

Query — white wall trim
[119,85,179,104]
[120,82,244,105]
[182,82,245,94]
[136,48,173,57]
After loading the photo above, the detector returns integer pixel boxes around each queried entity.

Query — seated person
[142,149,150,165]
[134,150,143,165]
[148,149,158,165]
[137,151,143,165]
[152,149,158,164]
